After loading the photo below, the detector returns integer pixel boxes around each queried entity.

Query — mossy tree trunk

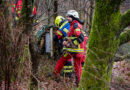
[21,0,42,89]
[79,0,130,90]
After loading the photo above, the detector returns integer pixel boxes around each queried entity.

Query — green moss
[120,10,130,29]
[119,29,130,45]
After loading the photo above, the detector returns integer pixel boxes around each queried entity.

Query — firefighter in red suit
[54,16,73,77]
[54,10,85,86]
[12,0,37,21]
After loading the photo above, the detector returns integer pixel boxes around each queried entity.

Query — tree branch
[120,10,130,30]
[119,29,130,46]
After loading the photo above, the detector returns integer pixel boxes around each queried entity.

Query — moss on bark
[119,29,130,46]
[120,10,130,30]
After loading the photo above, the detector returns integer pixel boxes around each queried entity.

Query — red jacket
[68,20,82,37]
[68,20,84,50]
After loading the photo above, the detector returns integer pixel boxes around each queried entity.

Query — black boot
[75,76,79,87]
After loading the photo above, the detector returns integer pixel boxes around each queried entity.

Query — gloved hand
[63,41,70,47]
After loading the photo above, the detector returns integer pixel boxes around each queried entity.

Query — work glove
[63,41,70,47]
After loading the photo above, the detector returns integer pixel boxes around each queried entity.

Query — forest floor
[37,56,77,90]
[38,58,130,90]
[0,57,130,90]
[111,60,130,90]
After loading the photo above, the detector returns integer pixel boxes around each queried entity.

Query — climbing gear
[55,16,65,27]
[63,36,84,53]
[66,10,79,18]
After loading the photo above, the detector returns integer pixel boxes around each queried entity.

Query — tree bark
[79,0,130,90]
[53,0,58,20]
[21,0,39,88]
[0,1,12,89]
[21,0,40,74]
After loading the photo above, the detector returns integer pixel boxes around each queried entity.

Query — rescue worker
[12,0,37,25]
[12,0,22,21]
[54,10,84,86]
[54,16,73,77]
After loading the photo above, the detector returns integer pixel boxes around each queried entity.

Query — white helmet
[66,10,79,18]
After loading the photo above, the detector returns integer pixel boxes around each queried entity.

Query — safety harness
[63,36,84,53]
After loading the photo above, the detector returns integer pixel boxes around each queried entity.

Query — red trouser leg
[74,54,82,82]
[67,58,72,62]
[54,54,71,76]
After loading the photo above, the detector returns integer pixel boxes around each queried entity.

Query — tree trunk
[79,0,130,90]
[0,1,31,89]
[21,0,39,88]
[53,0,58,20]
[0,1,12,89]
